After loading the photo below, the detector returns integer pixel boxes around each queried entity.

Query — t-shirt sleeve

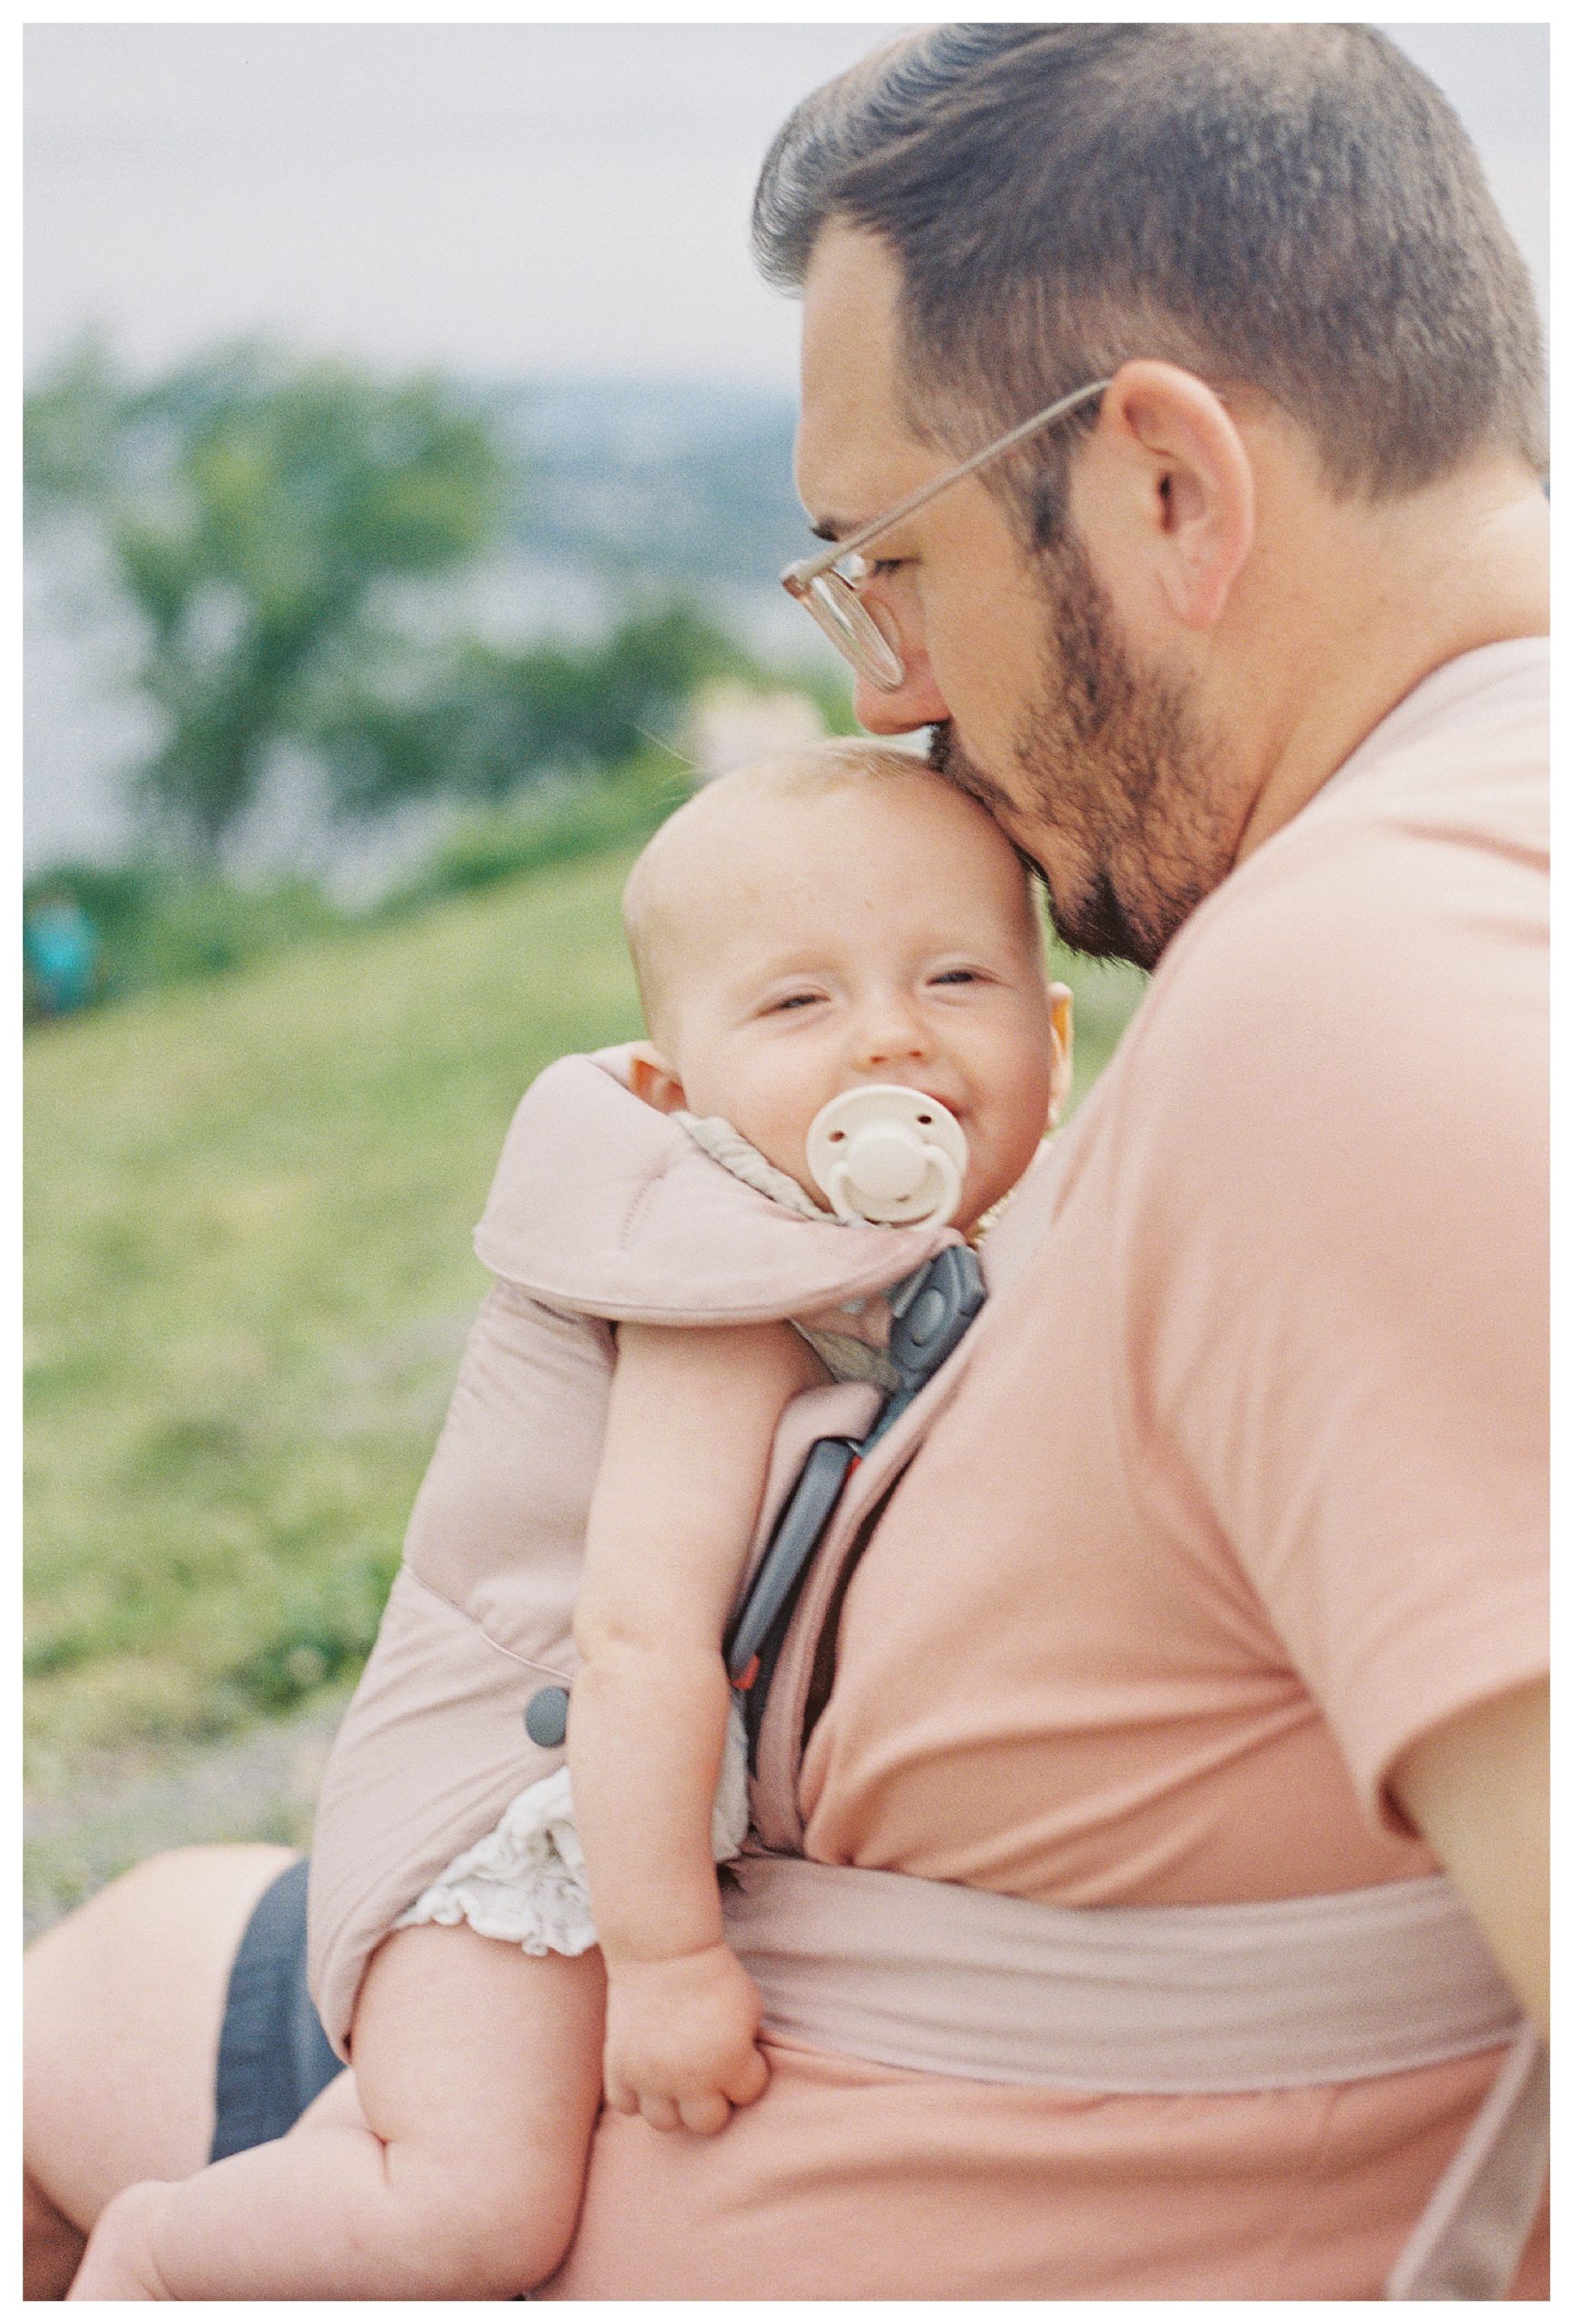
[1116,816,1548,1834]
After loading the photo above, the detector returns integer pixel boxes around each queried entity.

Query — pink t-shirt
[544,640,1548,2299]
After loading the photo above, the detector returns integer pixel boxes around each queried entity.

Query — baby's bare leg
[69,1924,606,2301]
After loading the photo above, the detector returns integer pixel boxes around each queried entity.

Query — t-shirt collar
[1316,635,1548,807]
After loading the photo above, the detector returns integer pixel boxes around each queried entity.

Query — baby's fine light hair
[623,740,985,1040]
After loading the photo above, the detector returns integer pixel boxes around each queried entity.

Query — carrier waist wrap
[724,1852,1546,2301]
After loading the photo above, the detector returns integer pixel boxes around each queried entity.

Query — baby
[69,743,1072,2300]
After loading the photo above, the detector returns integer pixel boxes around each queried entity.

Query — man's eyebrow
[809,517,848,545]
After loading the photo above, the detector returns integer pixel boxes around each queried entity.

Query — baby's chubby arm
[570,1317,827,2134]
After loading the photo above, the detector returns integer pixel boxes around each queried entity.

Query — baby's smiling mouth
[907,1087,966,1125]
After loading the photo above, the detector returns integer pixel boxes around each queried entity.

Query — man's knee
[25,1843,296,2097]
[31,1844,296,1965]
[25,1845,300,2221]
[102,1841,300,1923]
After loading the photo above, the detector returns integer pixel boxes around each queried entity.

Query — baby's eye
[930,967,985,987]
[765,990,824,1014]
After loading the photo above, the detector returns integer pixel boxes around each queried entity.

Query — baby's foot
[68,2181,176,2300]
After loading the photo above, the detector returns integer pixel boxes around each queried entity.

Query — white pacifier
[805,1085,968,1229]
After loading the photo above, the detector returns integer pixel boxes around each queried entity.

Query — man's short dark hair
[753,24,1546,503]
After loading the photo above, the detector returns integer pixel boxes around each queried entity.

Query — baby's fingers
[722,2043,771,2109]
[677,2092,732,2136]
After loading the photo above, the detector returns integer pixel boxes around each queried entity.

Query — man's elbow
[1390,1676,1548,2038]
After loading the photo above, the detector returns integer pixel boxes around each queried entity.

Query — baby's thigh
[349,1925,608,2286]
[354,1924,607,2181]
[25,1843,297,2232]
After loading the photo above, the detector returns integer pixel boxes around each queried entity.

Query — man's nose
[850,607,950,734]
[853,665,950,734]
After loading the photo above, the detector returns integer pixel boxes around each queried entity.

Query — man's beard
[929,535,1242,973]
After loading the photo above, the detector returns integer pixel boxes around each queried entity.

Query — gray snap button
[525,1686,570,1748]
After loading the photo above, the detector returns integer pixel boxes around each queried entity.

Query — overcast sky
[25,22,1549,392]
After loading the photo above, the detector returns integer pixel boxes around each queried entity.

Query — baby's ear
[627,1043,688,1115]
[1047,983,1075,1127]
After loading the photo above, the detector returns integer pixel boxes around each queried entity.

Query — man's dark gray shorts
[210,1857,341,2162]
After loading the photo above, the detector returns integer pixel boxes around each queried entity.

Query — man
[550,23,1548,2296]
[25,24,1546,2299]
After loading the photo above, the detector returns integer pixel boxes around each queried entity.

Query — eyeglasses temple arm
[782,376,1113,591]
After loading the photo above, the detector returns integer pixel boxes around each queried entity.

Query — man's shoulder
[1234,639,1549,945]
[1094,732,1547,1216]
[1152,713,1546,1077]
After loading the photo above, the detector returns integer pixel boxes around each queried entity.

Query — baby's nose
[852,1002,932,1070]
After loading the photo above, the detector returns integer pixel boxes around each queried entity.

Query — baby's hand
[603,1941,770,2134]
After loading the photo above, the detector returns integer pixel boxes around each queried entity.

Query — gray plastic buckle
[525,1246,987,1761]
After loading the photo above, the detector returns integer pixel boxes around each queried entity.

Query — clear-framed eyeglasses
[780,377,1111,693]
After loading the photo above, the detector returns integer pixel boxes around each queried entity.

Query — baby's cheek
[994,1067,1057,1173]
[740,1110,822,1206]
[1007,1036,1054,1111]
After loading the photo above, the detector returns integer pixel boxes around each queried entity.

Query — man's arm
[1390,1677,1548,2037]
[1123,832,1547,1989]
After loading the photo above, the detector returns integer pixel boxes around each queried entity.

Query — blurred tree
[23,335,124,507]
[315,601,757,815]
[25,344,509,854]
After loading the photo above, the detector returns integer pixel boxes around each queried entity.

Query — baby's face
[640,772,1067,1230]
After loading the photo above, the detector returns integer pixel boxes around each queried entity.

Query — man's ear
[1047,982,1075,1127]
[1085,359,1254,633]
[627,1042,688,1115]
